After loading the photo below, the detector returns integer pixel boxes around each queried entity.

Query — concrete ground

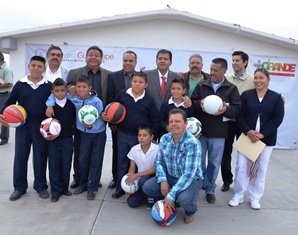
[0,129,298,235]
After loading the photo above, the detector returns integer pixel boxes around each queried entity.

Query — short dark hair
[168,109,187,122]
[77,74,91,86]
[123,50,137,61]
[133,71,147,83]
[156,49,172,61]
[170,78,186,89]
[52,78,67,89]
[138,124,154,136]
[254,67,270,78]
[0,52,4,62]
[212,58,228,70]
[30,56,46,66]
[86,46,103,58]
[232,51,249,68]
[47,46,63,57]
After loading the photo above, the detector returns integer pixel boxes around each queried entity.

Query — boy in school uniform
[159,78,196,137]
[103,72,159,199]
[47,74,106,200]
[46,78,76,202]
[0,56,52,201]
[125,124,158,208]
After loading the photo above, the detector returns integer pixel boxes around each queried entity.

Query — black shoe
[0,139,8,145]
[202,186,206,190]
[38,190,49,199]
[112,191,125,199]
[70,180,79,189]
[51,196,59,202]
[9,191,26,201]
[87,191,95,200]
[62,190,72,196]
[73,187,86,195]
[108,180,116,189]
[206,194,216,204]
[98,182,102,188]
[221,183,231,192]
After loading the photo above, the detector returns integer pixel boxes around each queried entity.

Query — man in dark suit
[106,51,137,193]
[67,45,111,189]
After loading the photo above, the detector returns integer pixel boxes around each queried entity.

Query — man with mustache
[44,46,69,83]
[182,54,210,97]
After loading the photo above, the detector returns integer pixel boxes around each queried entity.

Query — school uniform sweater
[0,80,52,123]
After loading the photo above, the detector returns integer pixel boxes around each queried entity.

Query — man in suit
[44,46,69,82]
[106,50,137,191]
[144,49,185,111]
[67,45,111,189]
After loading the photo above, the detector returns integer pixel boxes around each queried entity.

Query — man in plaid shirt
[142,109,203,224]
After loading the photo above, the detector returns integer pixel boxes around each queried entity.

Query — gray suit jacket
[144,69,183,111]
[67,65,111,107]
[61,66,69,82]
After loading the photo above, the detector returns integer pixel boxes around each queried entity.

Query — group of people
[0,47,284,224]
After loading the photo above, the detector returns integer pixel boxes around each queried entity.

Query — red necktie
[161,76,166,98]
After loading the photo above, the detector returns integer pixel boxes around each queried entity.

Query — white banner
[25,44,298,149]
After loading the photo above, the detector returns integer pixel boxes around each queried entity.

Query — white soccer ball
[187,117,202,136]
[78,105,99,125]
[40,118,61,140]
[203,95,223,115]
[121,175,139,193]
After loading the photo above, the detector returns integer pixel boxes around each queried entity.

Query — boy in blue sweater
[46,78,76,202]
[159,78,195,137]
[0,56,52,201]
[104,71,159,199]
[47,75,106,200]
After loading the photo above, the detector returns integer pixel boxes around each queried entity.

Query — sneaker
[184,214,195,224]
[38,190,49,199]
[146,198,155,209]
[249,200,261,210]
[228,198,244,207]
[206,194,216,204]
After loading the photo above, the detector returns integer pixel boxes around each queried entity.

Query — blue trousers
[115,131,138,193]
[142,174,203,216]
[14,123,48,192]
[79,131,106,192]
[127,176,152,208]
[48,137,73,197]
[0,92,10,143]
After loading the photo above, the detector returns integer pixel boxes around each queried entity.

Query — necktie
[161,76,166,98]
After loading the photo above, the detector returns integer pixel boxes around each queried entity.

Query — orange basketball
[104,102,126,124]
[3,104,27,128]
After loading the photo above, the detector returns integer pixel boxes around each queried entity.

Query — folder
[233,133,266,162]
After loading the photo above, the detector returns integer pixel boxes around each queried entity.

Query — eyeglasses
[50,53,62,58]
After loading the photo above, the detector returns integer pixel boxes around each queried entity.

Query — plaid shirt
[155,130,203,202]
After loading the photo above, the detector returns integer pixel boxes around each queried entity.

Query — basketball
[121,175,139,193]
[104,102,126,124]
[187,117,202,136]
[78,105,99,125]
[151,200,177,226]
[2,104,27,128]
[203,95,223,115]
[40,118,61,140]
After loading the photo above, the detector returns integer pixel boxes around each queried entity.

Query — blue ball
[151,200,176,226]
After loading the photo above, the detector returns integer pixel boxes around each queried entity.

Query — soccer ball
[187,117,202,136]
[203,95,223,115]
[78,105,99,125]
[40,118,61,140]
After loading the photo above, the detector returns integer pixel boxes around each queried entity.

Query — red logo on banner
[254,60,296,77]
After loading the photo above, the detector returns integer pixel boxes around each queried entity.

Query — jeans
[142,174,203,216]
[199,135,225,194]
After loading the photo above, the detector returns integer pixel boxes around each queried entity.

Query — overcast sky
[1,0,298,41]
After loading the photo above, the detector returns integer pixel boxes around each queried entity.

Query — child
[0,56,52,201]
[125,124,158,208]
[159,78,195,137]
[47,78,76,202]
[46,74,106,200]
[104,72,159,199]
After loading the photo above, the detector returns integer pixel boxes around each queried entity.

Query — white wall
[10,19,298,80]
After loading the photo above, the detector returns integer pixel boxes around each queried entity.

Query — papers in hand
[234,133,266,162]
